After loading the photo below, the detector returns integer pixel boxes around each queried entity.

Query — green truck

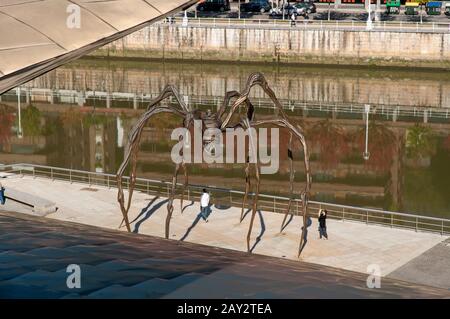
[386,0,401,14]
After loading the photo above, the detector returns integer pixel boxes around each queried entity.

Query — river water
[0,59,449,218]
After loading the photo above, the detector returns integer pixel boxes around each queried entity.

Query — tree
[405,124,436,162]
[0,104,14,144]
[21,105,42,136]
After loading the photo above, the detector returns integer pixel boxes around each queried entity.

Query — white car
[269,4,296,17]
[295,6,306,16]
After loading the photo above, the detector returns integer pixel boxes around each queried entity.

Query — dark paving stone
[0,211,449,299]
[388,238,450,290]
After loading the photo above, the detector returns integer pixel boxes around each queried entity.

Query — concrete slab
[0,175,447,282]
[1,187,57,216]
[388,238,450,290]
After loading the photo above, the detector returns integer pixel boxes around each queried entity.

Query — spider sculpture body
[117,72,312,257]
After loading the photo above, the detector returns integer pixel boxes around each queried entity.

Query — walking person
[318,209,328,239]
[290,12,296,27]
[200,188,210,223]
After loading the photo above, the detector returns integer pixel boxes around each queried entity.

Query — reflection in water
[13,58,450,109]
[308,120,350,170]
[0,60,449,218]
[354,121,397,173]
[0,104,15,144]
[406,124,437,163]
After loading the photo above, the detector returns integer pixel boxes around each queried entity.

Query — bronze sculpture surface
[117,72,312,257]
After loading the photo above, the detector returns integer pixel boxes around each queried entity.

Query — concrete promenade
[1,173,448,289]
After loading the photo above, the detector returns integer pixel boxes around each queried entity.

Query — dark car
[240,0,272,13]
[197,0,230,12]
[294,2,316,14]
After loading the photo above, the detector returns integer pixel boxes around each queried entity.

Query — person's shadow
[133,197,168,233]
[180,205,212,241]
[299,216,312,255]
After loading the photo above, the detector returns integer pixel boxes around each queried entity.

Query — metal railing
[2,88,449,123]
[1,163,449,236]
[162,17,450,34]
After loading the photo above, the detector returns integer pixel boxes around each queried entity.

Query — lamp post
[182,10,188,26]
[363,104,370,161]
[375,0,380,22]
[328,2,331,21]
[17,86,23,139]
[238,0,241,19]
[420,4,423,24]
[366,1,373,31]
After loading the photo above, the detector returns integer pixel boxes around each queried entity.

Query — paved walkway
[0,175,447,280]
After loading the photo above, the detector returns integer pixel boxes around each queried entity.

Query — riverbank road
[182,2,450,23]
[1,174,448,289]
[171,17,450,33]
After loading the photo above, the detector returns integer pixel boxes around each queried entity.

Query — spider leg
[117,147,137,232]
[246,160,260,253]
[180,161,189,213]
[240,158,251,223]
[240,119,260,253]
[116,87,188,233]
[166,163,181,239]
[220,72,278,131]
[252,119,311,258]
[177,116,193,214]
[280,131,294,232]
[217,90,240,121]
[218,73,309,254]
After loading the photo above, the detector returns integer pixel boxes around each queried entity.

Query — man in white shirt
[200,188,210,223]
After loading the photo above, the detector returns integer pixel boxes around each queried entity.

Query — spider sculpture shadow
[116,72,312,257]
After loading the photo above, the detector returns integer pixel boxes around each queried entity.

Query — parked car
[445,2,450,16]
[196,0,230,12]
[426,1,442,15]
[270,4,297,17]
[385,0,401,14]
[404,2,420,15]
[294,2,316,14]
[240,0,271,13]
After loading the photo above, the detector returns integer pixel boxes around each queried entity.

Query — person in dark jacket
[318,209,328,239]
[0,182,5,205]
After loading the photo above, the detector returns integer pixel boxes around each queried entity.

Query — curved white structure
[0,0,196,94]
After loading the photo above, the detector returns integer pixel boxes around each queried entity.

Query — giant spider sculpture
[116,72,312,257]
